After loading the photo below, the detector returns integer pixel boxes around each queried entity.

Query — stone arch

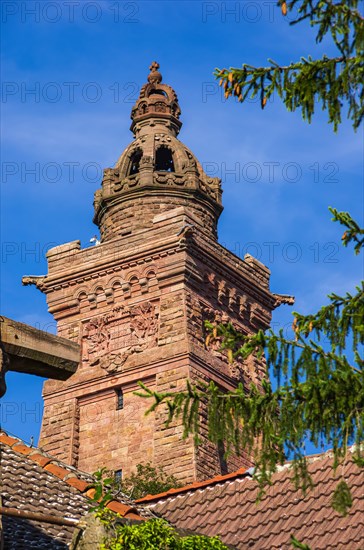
[147,87,168,98]
[126,271,140,284]
[127,149,143,176]
[75,288,90,313]
[138,101,148,114]
[155,145,175,172]
[141,267,159,294]
[144,267,157,279]
[107,276,124,289]
[91,285,105,305]
[89,282,104,295]
[126,272,141,295]
[75,287,90,301]
[117,144,141,178]
[107,277,124,303]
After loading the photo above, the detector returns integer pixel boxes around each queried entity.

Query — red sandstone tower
[29,63,289,483]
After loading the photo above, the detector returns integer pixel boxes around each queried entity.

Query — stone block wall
[37,204,279,483]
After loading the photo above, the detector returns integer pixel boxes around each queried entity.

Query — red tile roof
[0,431,148,548]
[138,449,364,549]
[136,467,251,503]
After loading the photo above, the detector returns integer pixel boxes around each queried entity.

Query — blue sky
[1,1,363,447]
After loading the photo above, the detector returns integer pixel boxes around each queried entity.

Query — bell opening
[129,150,143,175]
[155,146,175,172]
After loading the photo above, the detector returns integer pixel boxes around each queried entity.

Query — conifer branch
[215,1,364,130]
[137,209,364,513]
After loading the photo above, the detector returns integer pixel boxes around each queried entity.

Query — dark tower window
[115,388,124,410]
[155,146,175,172]
[129,150,142,175]
[149,89,167,97]
[115,469,123,483]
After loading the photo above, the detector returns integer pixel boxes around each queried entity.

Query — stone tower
[32,63,288,483]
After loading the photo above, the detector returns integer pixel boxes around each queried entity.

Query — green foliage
[89,471,227,548]
[331,479,353,516]
[290,535,312,549]
[215,1,364,130]
[330,207,364,254]
[137,209,364,510]
[97,515,229,550]
[89,463,181,512]
[89,468,115,512]
[119,462,182,500]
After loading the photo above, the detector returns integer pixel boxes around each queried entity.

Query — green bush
[120,462,182,500]
[98,516,229,550]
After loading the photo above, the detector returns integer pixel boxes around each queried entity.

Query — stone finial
[148,61,162,84]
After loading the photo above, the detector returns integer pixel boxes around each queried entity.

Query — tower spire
[148,61,162,84]
[130,62,181,136]
[92,63,223,242]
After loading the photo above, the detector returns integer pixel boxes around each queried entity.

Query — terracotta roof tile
[0,433,19,446]
[28,452,53,467]
[85,487,97,500]
[125,511,147,521]
[65,477,91,493]
[136,467,250,503]
[142,449,364,549]
[107,501,146,521]
[106,500,134,516]
[44,463,71,480]
[11,443,34,456]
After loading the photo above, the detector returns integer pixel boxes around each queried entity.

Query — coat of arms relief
[82,301,159,374]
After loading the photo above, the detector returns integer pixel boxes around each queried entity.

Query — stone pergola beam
[0,316,80,396]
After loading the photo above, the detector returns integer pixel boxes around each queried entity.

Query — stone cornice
[43,235,184,291]
[186,235,277,309]
[94,184,222,227]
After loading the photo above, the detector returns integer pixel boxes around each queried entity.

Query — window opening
[116,388,124,410]
[149,89,167,97]
[115,469,123,482]
[155,146,175,172]
[129,150,142,176]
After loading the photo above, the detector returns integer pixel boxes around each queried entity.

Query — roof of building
[137,449,364,550]
[0,431,147,549]
[136,466,252,503]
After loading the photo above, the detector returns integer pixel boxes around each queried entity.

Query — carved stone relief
[82,301,159,374]
[154,133,172,145]
[83,315,112,362]
[154,102,166,113]
[130,301,158,350]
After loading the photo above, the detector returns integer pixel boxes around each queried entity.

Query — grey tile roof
[0,432,148,549]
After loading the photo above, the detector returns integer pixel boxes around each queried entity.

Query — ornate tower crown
[130,61,182,137]
[93,63,223,242]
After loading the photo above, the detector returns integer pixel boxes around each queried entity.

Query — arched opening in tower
[149,89,167,97]
[128,150,143,175]
[155,146,175,172]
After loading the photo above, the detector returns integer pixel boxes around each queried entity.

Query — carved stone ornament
[82,302,158,373]
[22,275,47,291]
[83,315,112,362]
[98,351,130,374]
[130,301,158,351]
